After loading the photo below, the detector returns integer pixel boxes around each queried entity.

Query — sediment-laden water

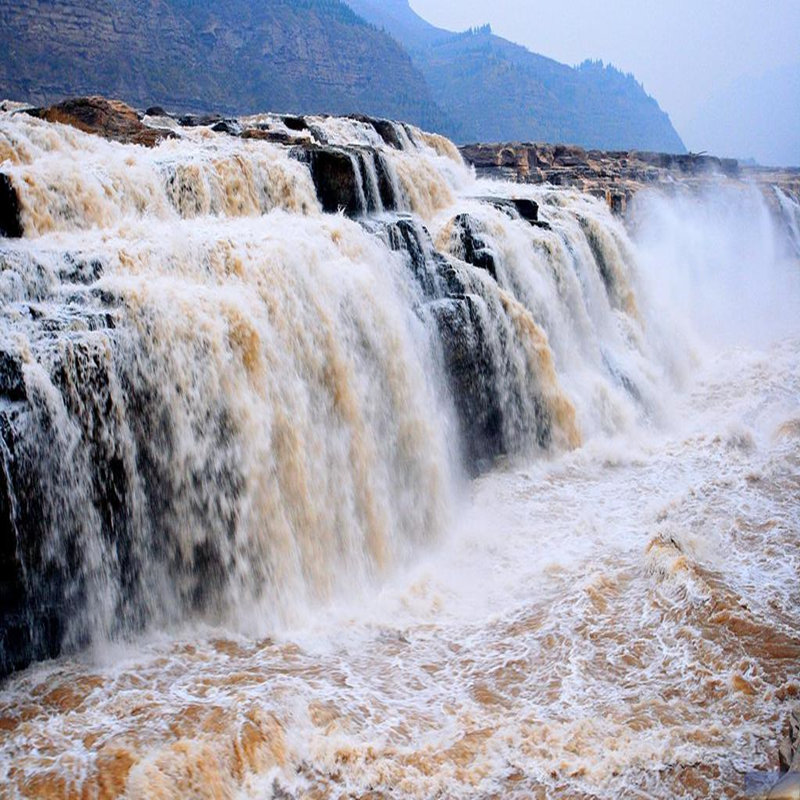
[0,108,798,799]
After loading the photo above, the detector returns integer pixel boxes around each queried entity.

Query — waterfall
[1,106,793,679]
[774,186,800,256]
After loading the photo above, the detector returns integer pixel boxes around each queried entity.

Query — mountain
[0,0,686,152]
[0,0,446,129]
[345,0,685,152]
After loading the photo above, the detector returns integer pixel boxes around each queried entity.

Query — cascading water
[0,110,659,670]
[774,186,800,256]
[1,107,799,800]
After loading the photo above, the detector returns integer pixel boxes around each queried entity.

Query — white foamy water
[0,109,798,799]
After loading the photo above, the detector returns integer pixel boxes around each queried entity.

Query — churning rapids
[0,107,799,799]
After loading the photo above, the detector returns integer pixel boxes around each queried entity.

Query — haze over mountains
[345,0,685,152]
[0,0,685,152]
[683,61,800,167]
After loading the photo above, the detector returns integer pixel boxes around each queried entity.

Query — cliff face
[345,0,686,152]
[0,0,446,128]
[2,0,685,151]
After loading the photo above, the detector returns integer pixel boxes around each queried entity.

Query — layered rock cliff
[0,0,447,129]
[461,140,800,222]
[2,0,685,152]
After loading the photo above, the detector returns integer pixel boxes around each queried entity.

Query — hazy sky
[409,0,800,164]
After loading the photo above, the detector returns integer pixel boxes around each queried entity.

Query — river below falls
[1,335,798,800]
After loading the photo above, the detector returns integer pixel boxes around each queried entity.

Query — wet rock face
[348,114,404,150]
[0,351,29,675]
[281,115,308,132]
[0,446,28,676]
[430,296,503,471]
[241,128,304,145]
[0,291,247,676]
[0,175,22,239]
[296,146,364,216]
[450,214,498,280]
[0,316,128,675]
[210,120,242,136]
[507,198,539,224]
[25,96,176,147]
[292,143,399,217]
[444,199,546,283]
[178,112,223,128]
[366,215,532,474]
[1,405,71,676]
[472,197,550,230]
[0,350,25,402]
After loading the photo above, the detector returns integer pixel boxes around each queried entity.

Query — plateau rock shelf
[461,141,800,222]
[0,97,797,685]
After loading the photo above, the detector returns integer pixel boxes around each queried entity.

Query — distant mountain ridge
[0,0,685,152]
[345,0,686,152]
[0,0,447,129]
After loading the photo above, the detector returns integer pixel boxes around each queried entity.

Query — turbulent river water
[0,109,799,799]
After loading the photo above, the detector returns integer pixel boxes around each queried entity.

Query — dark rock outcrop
[292,143,399,216]
[349,114,405,150]
[506,198,539,224]
[0,350,25,402]
[210,120,242,136]
[449,214,498,280]
[282,115,309,132]
[430,296,504,469]
[294,145,364,216]
[0,278,246,676]
[473,197,548,228]
[366,215,534,473]
[0,174,23,239]
[241,128,305,145]
[178,112,223,128]
[0,438,29,677]
[1,378,72,677]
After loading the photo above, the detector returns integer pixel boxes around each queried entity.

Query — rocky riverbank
[460,141,800,217]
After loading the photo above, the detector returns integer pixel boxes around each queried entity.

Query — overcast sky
[409,0,800,164]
